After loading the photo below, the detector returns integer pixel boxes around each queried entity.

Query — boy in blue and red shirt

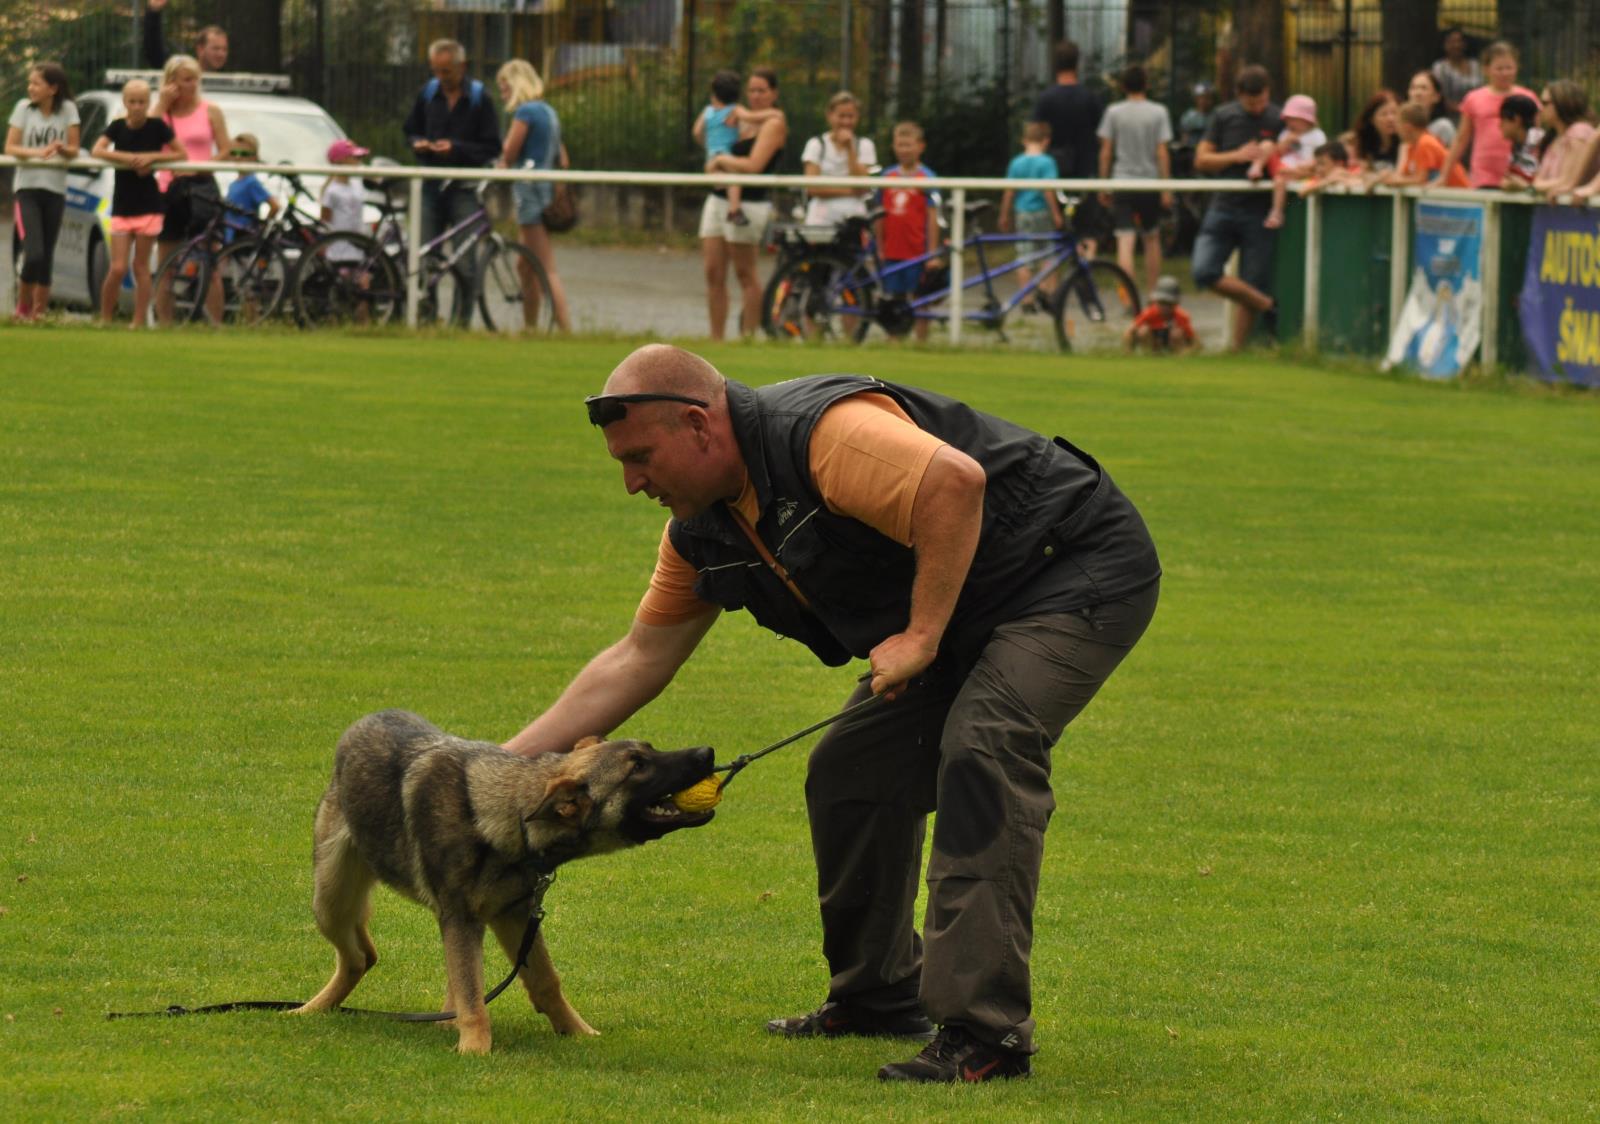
[875,121,940,341]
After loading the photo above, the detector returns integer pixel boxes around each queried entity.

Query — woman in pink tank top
[151,54,230,324]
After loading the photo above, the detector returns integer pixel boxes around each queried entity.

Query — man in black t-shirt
[1030,40,1106,248]
[1191,65,1283,349]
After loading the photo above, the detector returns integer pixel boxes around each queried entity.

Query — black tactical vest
[668,376,1160,668]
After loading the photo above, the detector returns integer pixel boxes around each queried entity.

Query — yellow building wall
[1283,0,1498,131]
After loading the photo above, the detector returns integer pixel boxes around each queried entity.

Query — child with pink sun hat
[1262,94,1327,228]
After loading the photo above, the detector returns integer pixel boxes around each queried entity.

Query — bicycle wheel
[212,238,290,325]
[1053,258,1141,353]
[292,231,403,327]
[151,240,212,326]
[761,251,876,342]
[419,251,471,328]
[477,240,555,334]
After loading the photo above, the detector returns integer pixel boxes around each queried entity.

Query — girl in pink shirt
[1440,41,1537,188]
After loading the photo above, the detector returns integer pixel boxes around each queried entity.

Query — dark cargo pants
[804,580,1159,1054]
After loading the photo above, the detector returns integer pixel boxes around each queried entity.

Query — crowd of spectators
[7,13,1600,345]
[5,17,572,329]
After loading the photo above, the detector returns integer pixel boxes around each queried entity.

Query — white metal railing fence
[3,156,1595,347]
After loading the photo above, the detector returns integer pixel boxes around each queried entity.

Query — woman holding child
[701,67,787,340]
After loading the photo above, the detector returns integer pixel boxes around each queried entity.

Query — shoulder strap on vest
[423,78,483,108]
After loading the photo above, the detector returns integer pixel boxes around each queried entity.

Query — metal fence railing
[7,152,1595,358]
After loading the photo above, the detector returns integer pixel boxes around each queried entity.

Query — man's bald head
[604,344,727,406]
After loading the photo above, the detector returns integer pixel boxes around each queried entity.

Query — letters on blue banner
[1519,207,1600,386]
[1385,201,1484,378]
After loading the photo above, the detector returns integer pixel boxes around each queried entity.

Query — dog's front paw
[456,1030,492,1055]
[550,1009,599,1037]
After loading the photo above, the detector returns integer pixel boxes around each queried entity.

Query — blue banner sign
[1518,206,1600,386]
[1385,201,1484,379]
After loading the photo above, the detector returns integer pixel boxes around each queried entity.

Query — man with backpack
[402,39,502,247]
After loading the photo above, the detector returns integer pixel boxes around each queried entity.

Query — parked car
[24,72,350,310]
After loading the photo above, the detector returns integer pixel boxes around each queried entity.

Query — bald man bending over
[505,344,1161,1083]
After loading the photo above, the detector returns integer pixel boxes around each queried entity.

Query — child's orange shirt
[1130,303,1196,341]
[1401,131,1470,187]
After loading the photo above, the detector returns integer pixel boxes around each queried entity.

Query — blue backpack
[422,77,485,110]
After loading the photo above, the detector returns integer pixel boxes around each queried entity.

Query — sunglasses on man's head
[584,393,709,427]
[228,149,256,158]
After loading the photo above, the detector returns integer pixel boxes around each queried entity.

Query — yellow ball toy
[672,776,724,812]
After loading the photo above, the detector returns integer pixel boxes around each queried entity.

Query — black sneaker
[877,1025,1032,1083]
[766,1000,935,1040]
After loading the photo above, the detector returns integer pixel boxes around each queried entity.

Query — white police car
[43,71,351,309]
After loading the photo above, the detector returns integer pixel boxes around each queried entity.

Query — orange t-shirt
[637,393,945,626]
[1130,303,1195,340]
[1402,132,1470,187]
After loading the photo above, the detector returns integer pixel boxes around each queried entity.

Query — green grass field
[3,328,1596,1121]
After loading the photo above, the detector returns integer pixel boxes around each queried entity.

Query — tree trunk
[1381,0,1438,95]
[1230,0,1286,98]
[898,0,924,114]
[1047,0,1065,46]
[226,0,284,74]
[869,0,892,133]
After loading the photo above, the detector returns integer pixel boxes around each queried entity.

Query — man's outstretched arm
[503,608,719,755]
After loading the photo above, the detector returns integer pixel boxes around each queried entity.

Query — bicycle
[149,173,329,327]
[151,194,263,326]
[291,177,555,331]
[210,168,330,325]
[761,199,1141,352]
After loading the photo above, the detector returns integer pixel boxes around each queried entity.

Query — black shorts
[1070,193,1113,243]
[160,175,219,242]
[1112,192,1163,234]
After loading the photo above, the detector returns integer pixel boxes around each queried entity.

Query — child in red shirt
[1125,275,1199,352]
[875,121,940,341]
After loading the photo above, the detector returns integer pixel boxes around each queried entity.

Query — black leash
[712,685,886,794]
[107,872,555,1021]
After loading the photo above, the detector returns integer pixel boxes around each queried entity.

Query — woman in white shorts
[701,68,786,339]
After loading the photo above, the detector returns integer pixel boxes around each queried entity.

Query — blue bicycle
[761,200,1141,351]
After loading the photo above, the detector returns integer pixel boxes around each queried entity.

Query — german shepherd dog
[294,709,716,1054]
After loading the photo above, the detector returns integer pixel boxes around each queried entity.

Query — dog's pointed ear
[572,735,603,750]
[526,777,592,827]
